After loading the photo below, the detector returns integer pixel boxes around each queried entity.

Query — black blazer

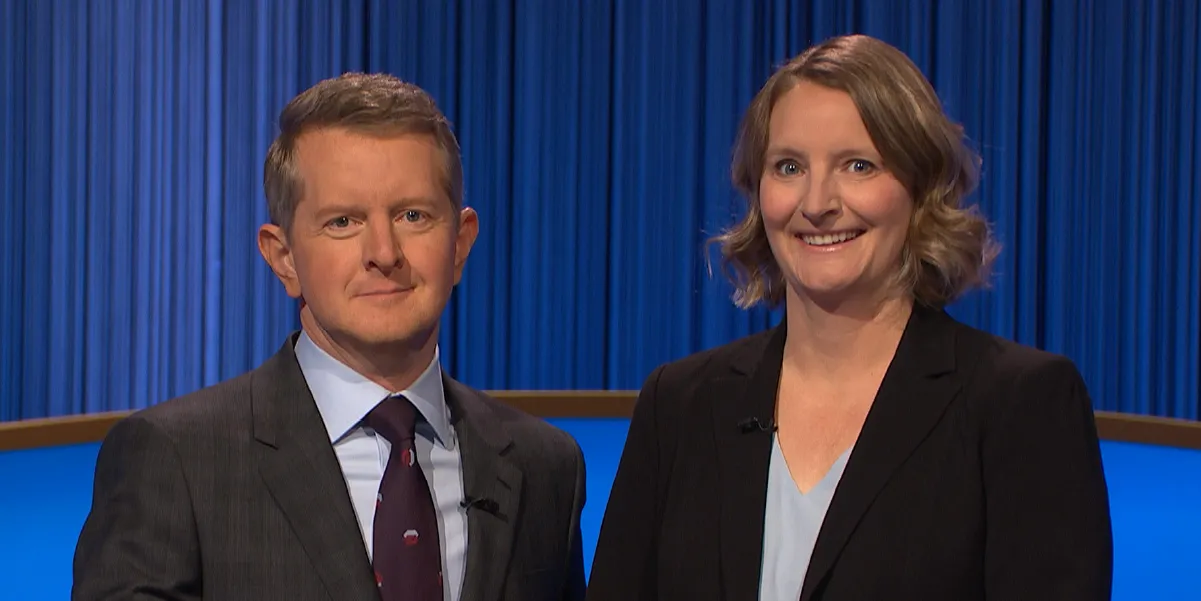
[586,304,1112,601]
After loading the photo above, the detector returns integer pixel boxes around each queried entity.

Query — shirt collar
[294,331,455,449]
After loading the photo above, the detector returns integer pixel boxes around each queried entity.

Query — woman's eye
[847,159,876,174]
[775,159,801,176]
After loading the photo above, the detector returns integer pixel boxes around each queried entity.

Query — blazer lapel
[712,325,786,601]
[799,305,961,601]
[447,377,523,601]
[252,336,381,601]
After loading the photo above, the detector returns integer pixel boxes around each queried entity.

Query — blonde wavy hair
[714,34,999,309]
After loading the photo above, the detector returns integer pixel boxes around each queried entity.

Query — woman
[586,34,1112,601]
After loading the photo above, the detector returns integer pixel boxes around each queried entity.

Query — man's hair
[263,73,463,231]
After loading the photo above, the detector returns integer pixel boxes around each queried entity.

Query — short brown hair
[263,73,463,231]
[714,34,999,308]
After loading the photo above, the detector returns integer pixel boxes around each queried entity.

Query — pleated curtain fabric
[1,0,1198,420]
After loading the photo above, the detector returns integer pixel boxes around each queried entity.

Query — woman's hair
[713,34,999,308]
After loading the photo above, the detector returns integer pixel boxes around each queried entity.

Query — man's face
[259,128,478,353]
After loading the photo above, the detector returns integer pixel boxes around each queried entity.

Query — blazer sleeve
[585,365,667,601]
[562,440,588,601]
[72,416,202,601]
[981,356,1113,600]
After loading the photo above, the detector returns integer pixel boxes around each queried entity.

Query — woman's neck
[782,289,914,382]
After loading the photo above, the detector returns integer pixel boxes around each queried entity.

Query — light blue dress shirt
[758,435,853,601]
[294,332,467,601]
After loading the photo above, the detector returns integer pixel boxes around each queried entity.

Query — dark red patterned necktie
[367,395,443,601]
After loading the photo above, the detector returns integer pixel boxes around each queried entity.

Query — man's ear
[258,224,303,299]
[453,207,479,284]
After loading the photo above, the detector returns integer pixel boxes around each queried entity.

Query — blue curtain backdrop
[1,0,1198,421]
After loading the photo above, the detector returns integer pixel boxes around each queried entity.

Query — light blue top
[295,332,467,601]
[758,434,853,601]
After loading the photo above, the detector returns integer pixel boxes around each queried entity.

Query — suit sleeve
[982,357,1113,600]
[585,365,666,601]
[561,440,588,601]
[72,416,202,601]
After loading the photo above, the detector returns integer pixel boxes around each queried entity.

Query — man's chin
[340,320,438,349]
[301,304,441,351]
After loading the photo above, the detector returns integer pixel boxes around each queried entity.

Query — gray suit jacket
[72,335,587,601]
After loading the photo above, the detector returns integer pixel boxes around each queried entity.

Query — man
[72,73,587,601]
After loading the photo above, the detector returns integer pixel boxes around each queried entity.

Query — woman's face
[758,81,914,307]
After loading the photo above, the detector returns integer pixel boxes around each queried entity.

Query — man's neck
[299,310,439,393]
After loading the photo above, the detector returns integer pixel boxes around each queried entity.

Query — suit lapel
[712,326,786,601]
[252,336,381,601]
[799,305,961,601]
[447,377,523,601]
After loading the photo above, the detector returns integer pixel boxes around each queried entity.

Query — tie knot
[367,395,418,445]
